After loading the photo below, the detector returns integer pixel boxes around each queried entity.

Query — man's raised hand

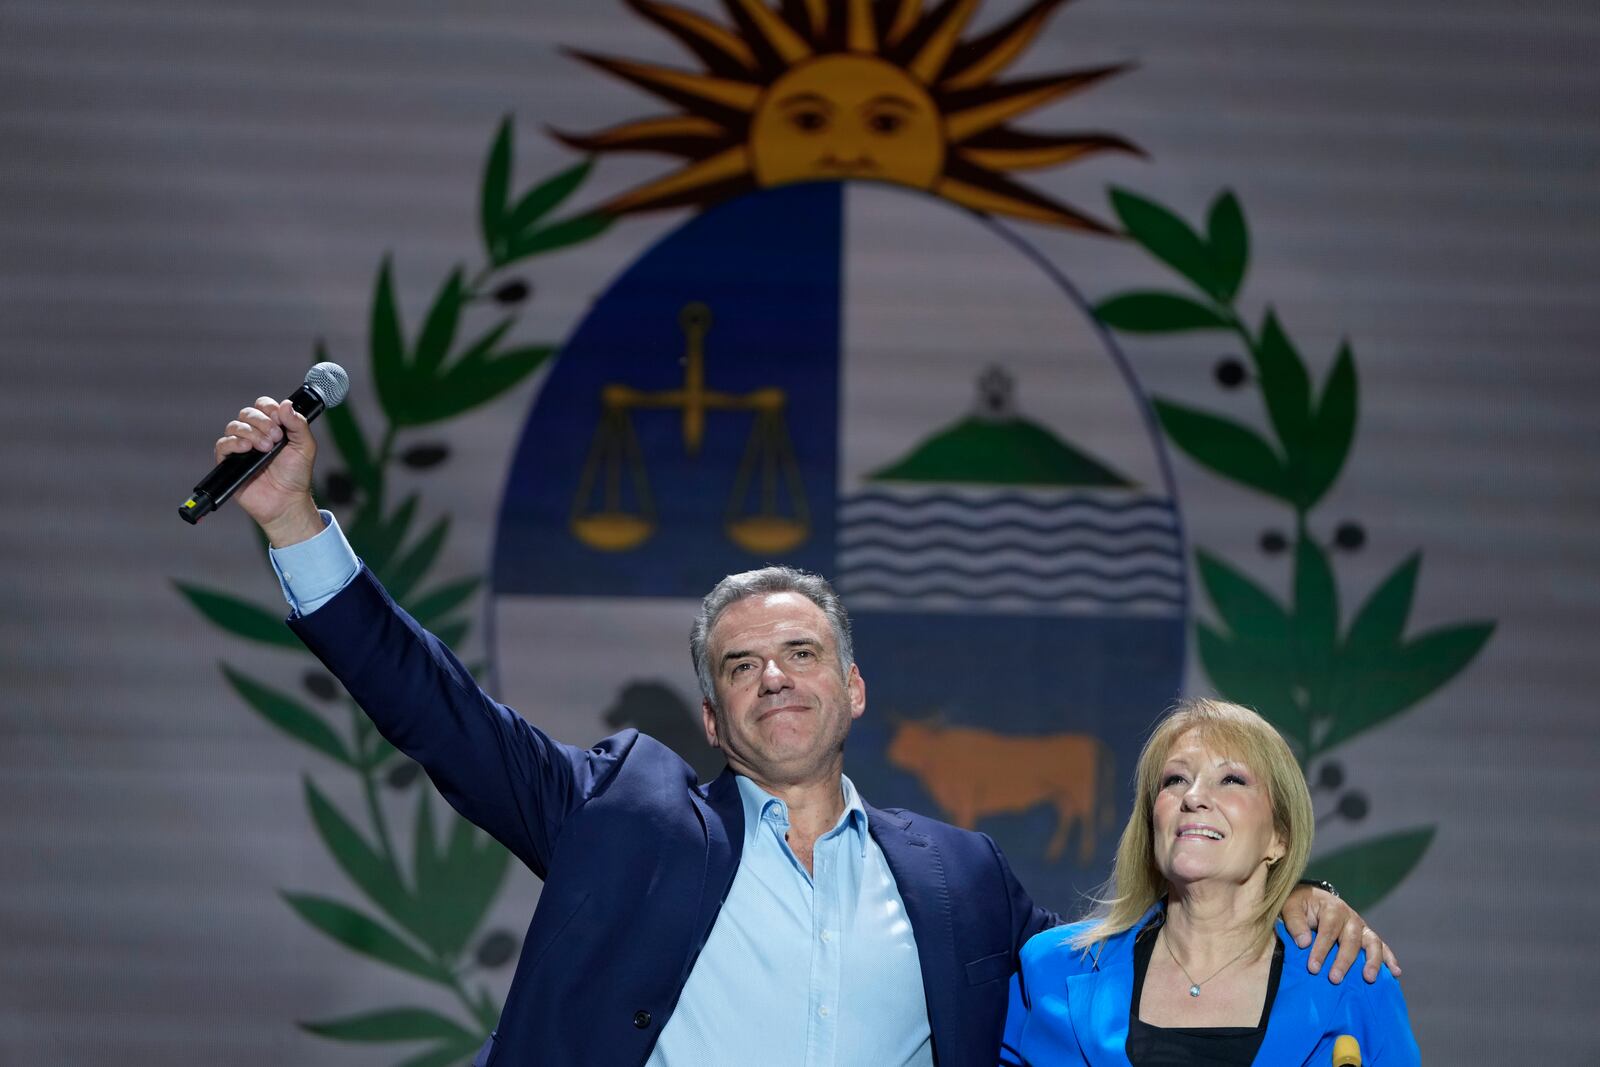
[216,396,322,547]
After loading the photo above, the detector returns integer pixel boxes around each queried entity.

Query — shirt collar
[734,773,871,856]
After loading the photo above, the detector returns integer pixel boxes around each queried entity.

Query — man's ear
[848,664,866,721]
[702,698,721,748]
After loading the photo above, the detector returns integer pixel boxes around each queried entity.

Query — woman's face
[1152,728,1285,890]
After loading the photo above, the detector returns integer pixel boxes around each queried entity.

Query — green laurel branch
[1097,185,1496,910]
[176,116,612,1063]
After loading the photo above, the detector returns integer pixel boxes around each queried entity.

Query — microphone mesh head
[304,362,351,408]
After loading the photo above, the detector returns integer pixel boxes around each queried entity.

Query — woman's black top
[1125,914,1285,1066]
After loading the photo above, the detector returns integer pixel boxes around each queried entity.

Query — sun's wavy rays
[603,144,756,214]
[560,0,1136,229]
[908,0,982,84]
[944,65,1130,142]
[846,0,878,52]
[566,51,762,119]
[627,0,760,76]
[883,0,923,46]
[551,115,733,158]
[727,0,815,63]
[941,0,1071,91]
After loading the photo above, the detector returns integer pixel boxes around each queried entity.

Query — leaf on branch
[1196,622,1305,746]
[1196,549,1292,639]
[303,777,421,940]
[1152,399,1292,501]
[414,270,466,379]
[1308,826,1436,913]
[502,212,614,263]
[1094,292,1231,333]
[1300,341,1359,508]
[357,494,421,578]
[1341,554,1421,659]
[1324,620,1495,751]
[1109,188,1224,300]
[1206,191,1249,302]
[1193,552,1304,743]
[386,516,452,605]
[370,258,411,426]
[417,345,556,424]
[411,787,513,959]
[1252,311,1314,465]
[1292,535,1340,710]
[222,665,353,766]
[505,160,595,240]
[281,892,450,986]
[322,385,380,497]
[480,116,514,262]
[300,1006,478,1044]
[406,577,483,629]
[174,582,299,648]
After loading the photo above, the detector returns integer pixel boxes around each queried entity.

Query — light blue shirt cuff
[267,510,360,616]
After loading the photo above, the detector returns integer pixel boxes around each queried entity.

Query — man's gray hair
[691,566,855,706]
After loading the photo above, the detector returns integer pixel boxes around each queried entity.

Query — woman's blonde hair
[1070,698,1315,953]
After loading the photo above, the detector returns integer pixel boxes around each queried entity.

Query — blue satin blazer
[1000,907,1420,1066]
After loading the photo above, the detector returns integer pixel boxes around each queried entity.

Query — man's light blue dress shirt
[269,515,934,1066]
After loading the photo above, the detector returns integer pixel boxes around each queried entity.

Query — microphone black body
[179,363,348,525]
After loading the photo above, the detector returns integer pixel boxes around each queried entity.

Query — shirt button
[632,1010,651,1029]
[820,930,833,943]
[818,1006,830,1018]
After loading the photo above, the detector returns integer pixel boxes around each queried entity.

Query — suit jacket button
[633,1010,652,1029]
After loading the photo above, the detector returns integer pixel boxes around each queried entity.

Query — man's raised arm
[214,397,624,877]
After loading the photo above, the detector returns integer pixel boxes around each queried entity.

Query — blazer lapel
[865,804,962,1063]
[1253,924,1325,1065]
[691,770,745,948]
[1065,944,1136,1067]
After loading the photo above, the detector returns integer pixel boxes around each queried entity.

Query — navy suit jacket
[290,568,1060,1066]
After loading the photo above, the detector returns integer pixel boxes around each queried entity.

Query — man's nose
[759,659,792,694]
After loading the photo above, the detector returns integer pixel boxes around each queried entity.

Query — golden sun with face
[557,0,1141,232]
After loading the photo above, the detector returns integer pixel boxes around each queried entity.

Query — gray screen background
[3,1,1596,1062]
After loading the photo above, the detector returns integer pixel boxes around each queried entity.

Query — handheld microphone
[179,362,350,525]
[1332,1034,1362,1066]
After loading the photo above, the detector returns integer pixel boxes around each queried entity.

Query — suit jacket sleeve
[288,566,623,878]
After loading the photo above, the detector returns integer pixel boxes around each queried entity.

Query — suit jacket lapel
[865,803,962,1062]
[692,770,744,949]
[1065,942,1136,1067]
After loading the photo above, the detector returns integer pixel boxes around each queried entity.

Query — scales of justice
[569,301,811,555]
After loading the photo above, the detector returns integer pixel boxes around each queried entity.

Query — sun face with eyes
[555,0,1141,232]
[751,54,944,188]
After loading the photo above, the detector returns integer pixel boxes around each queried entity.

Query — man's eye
[794,649,813,659]
[867,111,905,134]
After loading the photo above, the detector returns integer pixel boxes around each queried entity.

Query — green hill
[869,415,1131,487]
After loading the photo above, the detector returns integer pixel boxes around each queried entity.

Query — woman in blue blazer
[1001,700,1419,1066]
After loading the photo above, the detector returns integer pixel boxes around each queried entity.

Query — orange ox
[887,720,1117,864]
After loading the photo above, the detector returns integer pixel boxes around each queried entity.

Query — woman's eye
[1162,774,1185,787]
[867,111,904,134]
[790,109,827,132]
[1223,773,1246,785]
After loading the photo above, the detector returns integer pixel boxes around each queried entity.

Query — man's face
[701,592,866,787]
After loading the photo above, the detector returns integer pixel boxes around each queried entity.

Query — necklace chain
[1159,928,1258,998]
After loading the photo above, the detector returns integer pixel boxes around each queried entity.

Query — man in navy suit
[217,398,1395,1066]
